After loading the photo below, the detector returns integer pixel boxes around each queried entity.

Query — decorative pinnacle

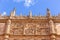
[47,8,51,17]
[47,8,50,11]
[29,10,32,18]
[13,8,16,15]
[10,8,16,16]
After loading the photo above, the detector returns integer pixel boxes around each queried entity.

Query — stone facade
[0,8,60,40]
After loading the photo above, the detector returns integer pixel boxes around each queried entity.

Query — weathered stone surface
[24,23,36,35]
[10,23,24,35]
[0,9,60,40]
[0,23,5,35]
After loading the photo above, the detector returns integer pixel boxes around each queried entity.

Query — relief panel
[10,23,24,35]
[10,23,50,35]
[55,23,60,35]
[0,23,5,35]
[24,23,36,35]
[36,23,50,35]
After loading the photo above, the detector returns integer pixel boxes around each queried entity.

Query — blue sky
[0,0,60,16]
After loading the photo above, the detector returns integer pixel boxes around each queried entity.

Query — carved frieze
[10,22,50,35]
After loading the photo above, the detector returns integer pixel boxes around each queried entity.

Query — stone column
[4,19,11,40]
[49,20,56,40]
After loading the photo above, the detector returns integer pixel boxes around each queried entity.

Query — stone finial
[47,8,51,17]
[10,8,16,16]
[29,10,32,18]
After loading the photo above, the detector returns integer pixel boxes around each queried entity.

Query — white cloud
[13,0,35,7]
[24,0,34,7]
[2,12,6,16]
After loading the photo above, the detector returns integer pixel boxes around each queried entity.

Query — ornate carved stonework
[10,23,24,35]
[55,23,60,35]
[0,23,5,35]
[36,23,50,35]
[0,9,60,40]
[24,23,36,35]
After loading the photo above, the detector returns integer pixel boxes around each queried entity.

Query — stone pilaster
[10,8,16,17]
[4,19,11,40]
[49,20,56,40]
